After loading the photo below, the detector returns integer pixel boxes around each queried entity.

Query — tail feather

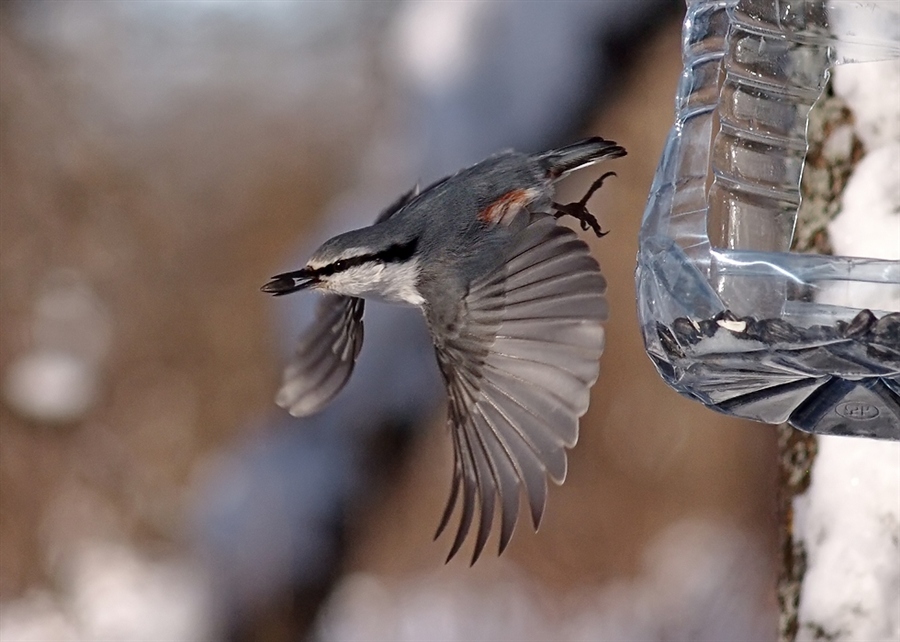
[538,137,626,180]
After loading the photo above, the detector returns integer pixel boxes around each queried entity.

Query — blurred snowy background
[0,2,781,640]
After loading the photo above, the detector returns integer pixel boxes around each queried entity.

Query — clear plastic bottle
[637,0,900,438]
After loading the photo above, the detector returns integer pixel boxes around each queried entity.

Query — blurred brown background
[0,3,778,640]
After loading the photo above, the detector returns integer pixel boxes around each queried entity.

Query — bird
[262,137,626,563]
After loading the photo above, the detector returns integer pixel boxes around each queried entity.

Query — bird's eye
[334,259,348,271]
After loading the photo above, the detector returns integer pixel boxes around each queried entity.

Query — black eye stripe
[314,236,419,277]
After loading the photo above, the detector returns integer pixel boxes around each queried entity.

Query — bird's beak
[261,268,318,296]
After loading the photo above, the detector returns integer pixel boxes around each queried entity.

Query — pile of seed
[656,309,900,369]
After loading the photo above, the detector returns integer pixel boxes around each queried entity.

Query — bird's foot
[551,171,616,238]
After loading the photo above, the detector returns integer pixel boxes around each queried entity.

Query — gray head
[261,225,424,305]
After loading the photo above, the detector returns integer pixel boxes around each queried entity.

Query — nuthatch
[263,138,625,563]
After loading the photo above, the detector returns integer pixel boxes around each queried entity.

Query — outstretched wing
[428,214,607,563]
[276,295,365,417]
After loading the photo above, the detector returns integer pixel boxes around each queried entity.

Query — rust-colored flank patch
[478,188,539,226]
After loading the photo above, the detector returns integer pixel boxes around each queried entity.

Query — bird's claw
[551,170,616,238]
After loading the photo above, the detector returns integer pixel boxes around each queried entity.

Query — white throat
[325,259,424,306]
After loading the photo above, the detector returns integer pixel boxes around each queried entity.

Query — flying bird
[262,137,625,563]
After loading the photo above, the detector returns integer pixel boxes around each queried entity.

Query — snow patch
[794,437,900,641]
[833,59,900,151]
